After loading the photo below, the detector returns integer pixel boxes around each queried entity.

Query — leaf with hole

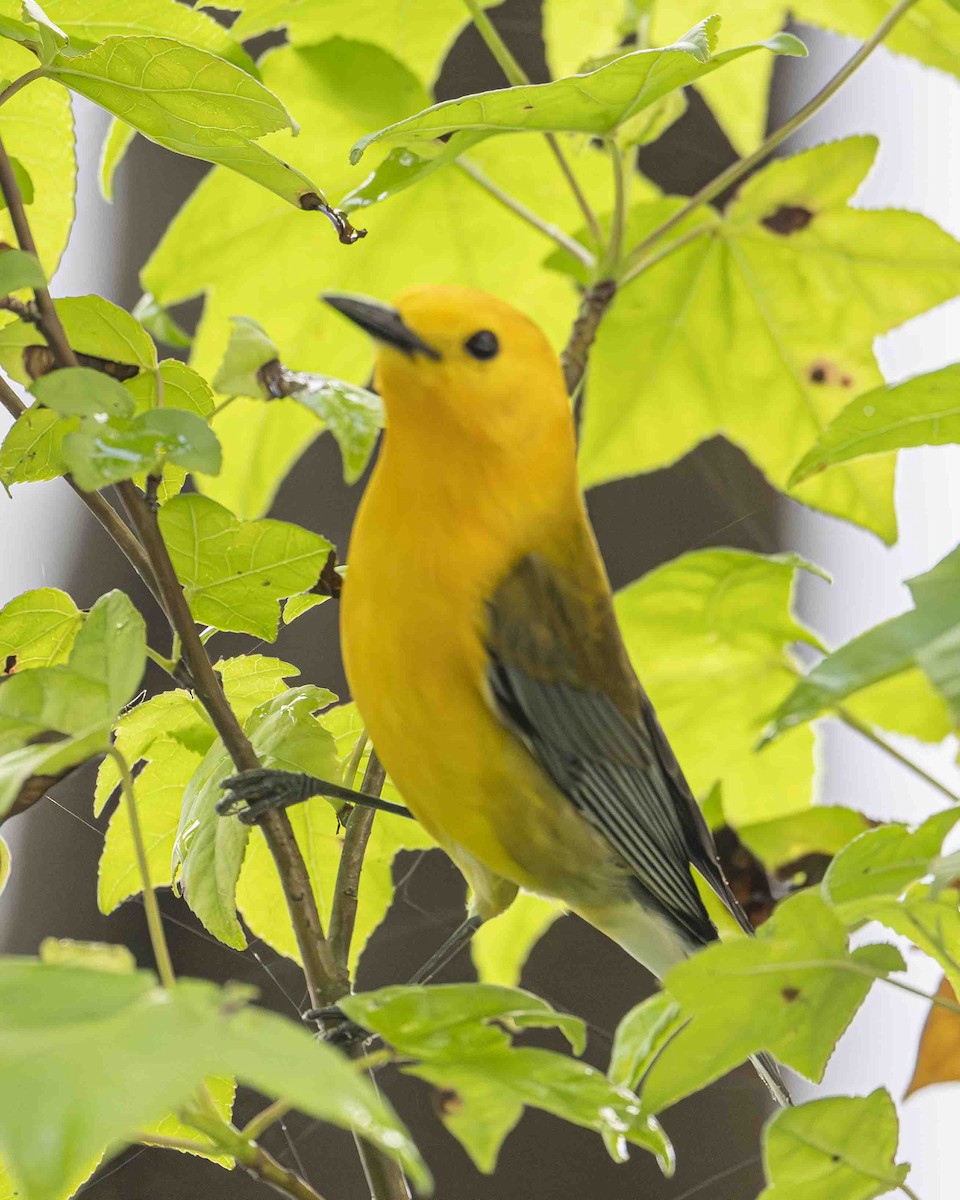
[577,138,960,541]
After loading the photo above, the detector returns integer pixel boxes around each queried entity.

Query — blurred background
[1,4,959,1198]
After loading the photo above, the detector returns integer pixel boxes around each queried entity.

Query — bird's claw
[217,768,308,824]
[302,1004,373,1049]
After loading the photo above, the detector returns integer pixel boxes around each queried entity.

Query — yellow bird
[223,284,788,1105]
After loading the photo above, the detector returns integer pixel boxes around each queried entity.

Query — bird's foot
[304,1004,373,1049]
[217,768,315,824]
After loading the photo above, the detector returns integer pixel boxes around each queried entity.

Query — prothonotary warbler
[221,283,789,1106]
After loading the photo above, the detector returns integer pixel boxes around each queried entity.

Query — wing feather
[485,553,751,945]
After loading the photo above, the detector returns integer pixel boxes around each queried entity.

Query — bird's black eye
[464,329,499,360]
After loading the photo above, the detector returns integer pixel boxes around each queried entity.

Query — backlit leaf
[608,991,684,1093]
[157,494,331,640]
[0,38,75,275]
[99,117,135,203]
[615,550,821,827]
[351,20,805,160]
[213,315,278,398]
[792,363,960,485]
[770,543,960,735]
[580,138,960,541]
[0,588,83,671]
[759,1089,909,1200]
[471,893,565,987]
[0,406,72,486]
[0,591,145,817]
[44,37,331,208]
[642,891,904,1113]
[141,38,608,517]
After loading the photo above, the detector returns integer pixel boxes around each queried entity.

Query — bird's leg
[306,916,486,1046]
[217,768,412,825]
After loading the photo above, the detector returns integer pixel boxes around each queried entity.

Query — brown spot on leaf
[3,654,16,675]
[433,1088,464,1117]
[781,986,800,1003]
[809,365,827,384]
[840,374,854,388]
[762,205,814,235]
[806,359,853,389]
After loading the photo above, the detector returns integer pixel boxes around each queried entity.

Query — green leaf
[63,407,222,493]
[0,294,156,386]
[759,1090,909,1200]
[124,360,217,501]
[0,157,33,207]
[144,1074,235,1168]
[822,810,960,925]
[0,588,83,671]
[543,0,634,79]
[791,362,960,484]
[141,38,610,517]
[0,405,72,486]
[642,891,904,1113]
[580,138,960,541]
[44,36,332,209]
[283,370,383,484]
[872,886,960,997]
[769,543,960,735]
[39,937,136,973]
[42,0,253,69]
[216,654,303,722]
[30,365,135,416]
[282,0,497,85]
[214,315,384,484]
[409,1047,673,1175]
[471,893,565,987]
[213,314,278,397]
[351,19,805,160]
[339,133,486,213]
[131,292,192,350]
[283,593,328,624]
[0,38,75,276]
[98,117,135,203]
[237,699,435,970]
[0,248,45,293]
[158,494,331,639]
[614,549,821,827]
[608,992,684,1093]
[0,591,146,817]
[341,982,587,1058]
[177,685,337,948]
[738,805,871,873]
[0,963,427,1198]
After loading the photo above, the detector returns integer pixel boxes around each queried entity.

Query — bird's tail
[750,1052,791,1107]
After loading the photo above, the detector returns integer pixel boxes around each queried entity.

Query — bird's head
[323,285,571,448]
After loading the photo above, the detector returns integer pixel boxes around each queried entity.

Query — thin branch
[0,69,43,110]
[603,142,626,275]
[561,278,617,399]
[120,486,342,1009]
[619,223,715,287]
[899,1184,923,1200]
[329,750,386,973]
[461,0,603,248]
[106,746,177,988]
[240,1098,293,1144]
[457,158,595,268]
[837,707,960,806]
[620,0,923,274]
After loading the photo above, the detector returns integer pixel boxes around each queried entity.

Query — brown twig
[329,750,386,973]
[561,278,617,398]
[0,132,341,1013]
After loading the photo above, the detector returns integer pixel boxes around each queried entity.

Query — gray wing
[485,553,752,946]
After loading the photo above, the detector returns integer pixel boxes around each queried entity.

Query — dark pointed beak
[322,292,441,360]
